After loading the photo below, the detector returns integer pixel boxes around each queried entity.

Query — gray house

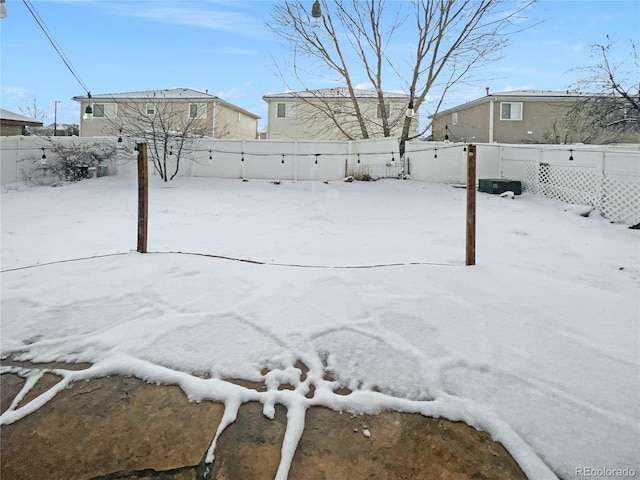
[430,89,639,144]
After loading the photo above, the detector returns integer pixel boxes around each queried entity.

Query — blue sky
[1,0,638,130]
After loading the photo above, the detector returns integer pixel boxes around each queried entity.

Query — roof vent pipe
[486,87,490,96]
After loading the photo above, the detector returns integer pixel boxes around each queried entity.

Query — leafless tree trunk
[270,0,533,156]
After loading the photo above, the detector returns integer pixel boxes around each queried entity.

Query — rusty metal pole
[137,143,148,253]
[466,145,476,266]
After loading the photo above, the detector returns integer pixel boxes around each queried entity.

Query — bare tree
[108,93,211,181]
[566,38,640,144]
[270,0,533,156]
[19,98,47,123]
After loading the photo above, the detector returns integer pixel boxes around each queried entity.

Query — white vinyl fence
[2,136,639,224]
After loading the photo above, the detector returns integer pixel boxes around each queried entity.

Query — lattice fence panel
[601,178,640,225]
[525,163,640,224]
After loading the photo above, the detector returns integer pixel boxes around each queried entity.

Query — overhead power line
[21,0,91,95]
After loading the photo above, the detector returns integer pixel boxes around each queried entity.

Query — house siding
[264,91,416,140]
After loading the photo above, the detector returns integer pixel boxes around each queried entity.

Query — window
[146,103,156,116]
[500,102,522,120]
[333,104,343,115]
[277,103,286,118]
[377,104,390,118]
[93,103,117,118]
[189,103,207,119]
[452,112,458,125]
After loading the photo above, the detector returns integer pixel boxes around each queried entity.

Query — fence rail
[2,136,639,224]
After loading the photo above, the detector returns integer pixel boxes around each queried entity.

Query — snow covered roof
[263,87,409,100]
[72,88,260,119]
[72,88,220,101]
[0,108,44,127]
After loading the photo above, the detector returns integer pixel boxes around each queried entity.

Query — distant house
[72,88,260,139]
[430,89,640,144]
[262,88,417,140]
[0,109,43,136]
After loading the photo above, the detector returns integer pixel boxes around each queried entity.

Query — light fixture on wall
[83,92,93,122]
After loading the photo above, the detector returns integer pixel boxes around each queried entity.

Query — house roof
[72,88,260,119]
[0,108,44,127]
[263,87,409,100]
[434,90,594,117]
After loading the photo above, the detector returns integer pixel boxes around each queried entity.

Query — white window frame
[189,103,207,120]
[500,102,523,121]
[452,112,458,125]
[277,103,287,118]
[145,103,156,116]
[93,103,117,119]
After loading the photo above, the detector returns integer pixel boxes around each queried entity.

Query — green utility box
[478,179,521,195]
[97,165,108,177]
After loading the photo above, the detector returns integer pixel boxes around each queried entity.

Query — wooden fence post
[466,145,476,266]
[137,143,148,253]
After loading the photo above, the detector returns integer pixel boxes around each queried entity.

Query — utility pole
[137,143,148,253]
[466,145,476,266]
[53,101,60,136]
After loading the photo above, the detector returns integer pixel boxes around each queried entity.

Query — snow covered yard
[1,175,638,480]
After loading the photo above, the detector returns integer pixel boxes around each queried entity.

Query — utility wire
[22,0,91,95]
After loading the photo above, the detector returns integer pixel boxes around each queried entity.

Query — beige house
[430,89,630,144]
[262,88,417,140]
[0,109,43,136]
[73,88,260,139]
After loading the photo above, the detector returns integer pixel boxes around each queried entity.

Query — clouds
[95,1,268,36]
[1,86,31,101]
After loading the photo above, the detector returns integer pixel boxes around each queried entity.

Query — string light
[444,125,450,143]
[241,152,244,162]
[569,149,574,161]
[391,152,395,162]
[40,147,47,164]
[434,148,438,159]
[281,154,285,165]
[357,153,361,164]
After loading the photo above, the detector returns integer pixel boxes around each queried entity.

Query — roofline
[262,89,409,100]
[1,119,44,127]
[72,89,260,119]
[432,90,603,118]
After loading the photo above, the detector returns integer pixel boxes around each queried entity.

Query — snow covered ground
[1,175,638,480]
